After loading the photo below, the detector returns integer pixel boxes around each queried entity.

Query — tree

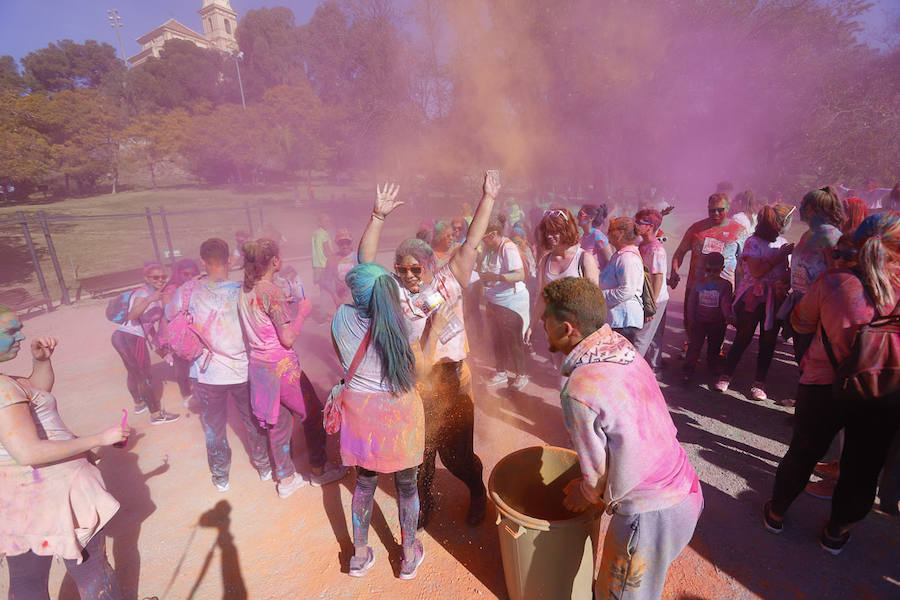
[235,7,306,100]
[125,39,227,112]
[0,92,52,198]
[0,56,25,95]
[21,40,124,93]
[125,109,193,187]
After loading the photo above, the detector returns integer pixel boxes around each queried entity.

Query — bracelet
[371,213,385,221]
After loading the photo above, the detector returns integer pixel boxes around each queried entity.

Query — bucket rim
[488,445,600,532]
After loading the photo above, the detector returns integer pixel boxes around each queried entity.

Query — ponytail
[242,238,279,292]
[853,213,900,310]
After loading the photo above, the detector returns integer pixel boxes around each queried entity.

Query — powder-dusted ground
[1,217,898,600]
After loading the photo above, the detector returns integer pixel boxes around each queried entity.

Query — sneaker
[762,501,783,534]
[215,480,230,493]
[820,525,850,555]
[399,539,425,580]
[714,376,731,393]
[349,546,375,578]
[276,474,308,499]
[309,463,349,487]
[150,410,181,425]
[814,461,840,480]
[134,403,149,415]
[805,478,837,500]
[749,383,767,402]
[259,469,273,482]
[510,374,530,391]
[485,372,509,387]
[466,494,487,526]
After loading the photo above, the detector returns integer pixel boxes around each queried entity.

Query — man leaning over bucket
[541,276,703,600]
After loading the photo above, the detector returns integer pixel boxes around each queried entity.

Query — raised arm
[24,337,56,392]
[358,183,402,264]
[449,172,499,286]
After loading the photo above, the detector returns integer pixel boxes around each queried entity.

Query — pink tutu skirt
[340,387,424,473]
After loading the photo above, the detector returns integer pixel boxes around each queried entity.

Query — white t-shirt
[168,277,248,385]
[116,286,158,338]
[482,239,527,304]
[395,264,468,363]
[639,240,669,305]
[332,304,393,393]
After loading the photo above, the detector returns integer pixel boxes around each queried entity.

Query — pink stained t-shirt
[791,269,896,385]
[238,280,295,363]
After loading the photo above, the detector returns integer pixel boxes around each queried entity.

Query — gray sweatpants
[595,486,703,600]
[632,300,668,366]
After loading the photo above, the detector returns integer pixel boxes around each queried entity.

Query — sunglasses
[544,209,568,221]
[636,220,654,227]
[708,207,727,214]
[395,265,424,276]
[830,247,857,261]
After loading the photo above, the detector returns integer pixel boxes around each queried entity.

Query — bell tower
[199,0,239,52]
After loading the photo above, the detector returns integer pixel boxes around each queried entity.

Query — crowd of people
[0,173,898,599]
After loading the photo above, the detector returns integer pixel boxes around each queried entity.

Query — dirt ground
[1,210,898,600]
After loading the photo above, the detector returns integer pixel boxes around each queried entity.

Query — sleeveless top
[542,246,585,284]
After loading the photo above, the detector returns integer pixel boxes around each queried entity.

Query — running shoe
[258,469,273,482]
[762,501,783,534]
[749,383,767,402]
[134,403,148,415]
[510,374,530,390]
[150,411,180,425]
[214,480,230,493]
[349,546,375,578]
[485,371,509,387]
[820,525,850,555]
[276,474,308,499]
[309,463,350,487]
[399,540,425,580]
[805,479,837,500]
[714,376,730,393]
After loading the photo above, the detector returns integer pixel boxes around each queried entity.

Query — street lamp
[230,50,246,109]
[107,8,128,66]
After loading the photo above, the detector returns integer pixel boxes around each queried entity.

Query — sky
[0,0,896,63]
[0,1,320,62]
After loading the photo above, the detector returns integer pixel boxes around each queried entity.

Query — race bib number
[699,289,720,308]
[701,237,726,255]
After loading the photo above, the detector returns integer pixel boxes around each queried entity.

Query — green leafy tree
[21,40,124,93]
[235,7,305,100]
[0,56,25,95]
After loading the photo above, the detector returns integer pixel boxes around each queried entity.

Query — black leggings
[486,302,526,376]
[6,531,121,600]
[111,330,159,413]
[771,384,900,529]
[173,355,194,398]
[352,467,418,552]
[724,302,778,382]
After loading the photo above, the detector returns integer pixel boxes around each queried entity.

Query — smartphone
[487,169,501,188]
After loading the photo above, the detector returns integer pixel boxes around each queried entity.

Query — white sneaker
[714,376,730,393]
[749,383,767,402]
[276,474,308,498]
[215,480,230,493]
[259,469,273,482]
[510,374,530,390]
[486,372,509,387]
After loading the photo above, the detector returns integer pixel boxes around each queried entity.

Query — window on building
[225,19,232,34]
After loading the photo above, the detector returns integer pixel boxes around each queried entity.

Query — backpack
[820,285,900,407]
[106,289,136,324]
[165,278,213,370]
[640,266,657,320]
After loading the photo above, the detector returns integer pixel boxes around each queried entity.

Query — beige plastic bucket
[488,445,599,600]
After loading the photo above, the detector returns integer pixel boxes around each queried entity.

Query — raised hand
[374,183,402,218]
[484,170,501,199]
[30,337,57,361]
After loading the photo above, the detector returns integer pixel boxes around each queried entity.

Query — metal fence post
[145,207,162,264]
[37,211,70,305]
[244,201,254,235]
[17,211,53,312]
[158,206,176,267]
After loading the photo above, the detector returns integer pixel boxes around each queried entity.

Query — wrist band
[372,213,384,221]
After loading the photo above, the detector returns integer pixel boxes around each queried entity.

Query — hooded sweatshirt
[560,325,700,515]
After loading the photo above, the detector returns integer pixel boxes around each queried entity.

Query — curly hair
[395,238,436,271]
[537,207,580,251]
[542,277,608,335]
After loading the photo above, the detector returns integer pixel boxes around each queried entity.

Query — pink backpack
[165,278,213,371]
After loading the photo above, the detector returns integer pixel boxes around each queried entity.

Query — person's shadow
[180,500,248,600]
[58,434,170,600]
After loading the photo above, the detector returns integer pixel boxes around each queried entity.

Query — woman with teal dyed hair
[331,262,425,579]
[358,173,499,530]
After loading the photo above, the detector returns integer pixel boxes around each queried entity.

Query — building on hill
[128,0,238,67]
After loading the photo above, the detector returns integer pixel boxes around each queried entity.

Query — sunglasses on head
[395,265,424,276]
[544,209,568,221]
